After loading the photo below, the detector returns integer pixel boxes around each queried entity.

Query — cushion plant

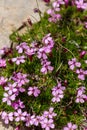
[0,0,87,130]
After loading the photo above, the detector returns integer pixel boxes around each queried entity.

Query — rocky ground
[0,0,49,48]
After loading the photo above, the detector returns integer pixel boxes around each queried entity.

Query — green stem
[55,40,75,57]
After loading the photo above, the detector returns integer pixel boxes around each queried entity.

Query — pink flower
[34,116,41,126]
[43,107,57,119]
[1,111,13,124]
[12,72,29,87]
[37,49,48,60]
[76,86,87,103]
[57,0,65,5]
[28,86,40,97]
[63,122,77,130]
[52,82,65,103]
[4,82,17,95]
[25,114,36,127]
[42,33,54,47]
[52,1,60,11]
[25,47,35,57]
[0,58,6,68]
[12,55,25,65]
[16,42,29,53]
[48,13,61,23]
[41,118,55,130]
[76,68,86,80]
[0,76,7,86]
[0,48,4,55]
[79,50,86,58]
[41,60,54,74]
[12,99,25,110]
[84,22,87,29]
[68,58,81,70]
[75,0,87,10]
[14,109,27,122]
[2,92,15,105]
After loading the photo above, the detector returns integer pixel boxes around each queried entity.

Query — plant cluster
[0,0,87,129]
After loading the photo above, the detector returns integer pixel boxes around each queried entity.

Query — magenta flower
[0,58,6,68]
[63,122,77,130]
[52,1,60,12]
[41,118,55,130]
[52,82,65,103]
[14,109,27,122]
[43,107,57,119]
[16,42,29,53]
[79,50,86,58]
[76,86,87,103]
[42,33,54,46]
[12,55,25,65]
[41,60,54,74]
[75,0,87,10]
[4,82,17,95]
[15,126,20,130]
[0,76,7,86]
[0,48,4,55]
[37,49,48,60]
[57,0,65,5]
[25,114,36,127]
[28,86,40,97]
[12,72,29,87]
[76,68,86,80]
[34,116,41,126]
[12,99,25,110]
[48,13,61,23]
[2,92,16,105]
[25,47,35,57]
[68,58,81,70]
[1,111,13,124]
[84,22,87,29]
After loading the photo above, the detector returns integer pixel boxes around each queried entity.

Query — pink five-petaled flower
[4,82,17,95]
[49,13,61,23]
[52,82,65,103]
[25,47,35,57]
[41,60,54,74]
[14,109,27,122]
[0,58,6,68]
[43,107,57,119]
[0,76,7,86]
[52,1,60,11]
[2,92,15,105]
[12,99,25,110]
[12,55,25,65]
[28,86,40,97]
[68,58,81,70]
[41,118,55,130]
[37,48,48,60]
[42,33,54,47]
[76,68,86,80]
[75,0,87,10]
[25,114,36,127]
[63,122,77,130]
[12,72,29,87]
[1,111,13,124]
[16,42,29,53]
[76,86,87,103]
